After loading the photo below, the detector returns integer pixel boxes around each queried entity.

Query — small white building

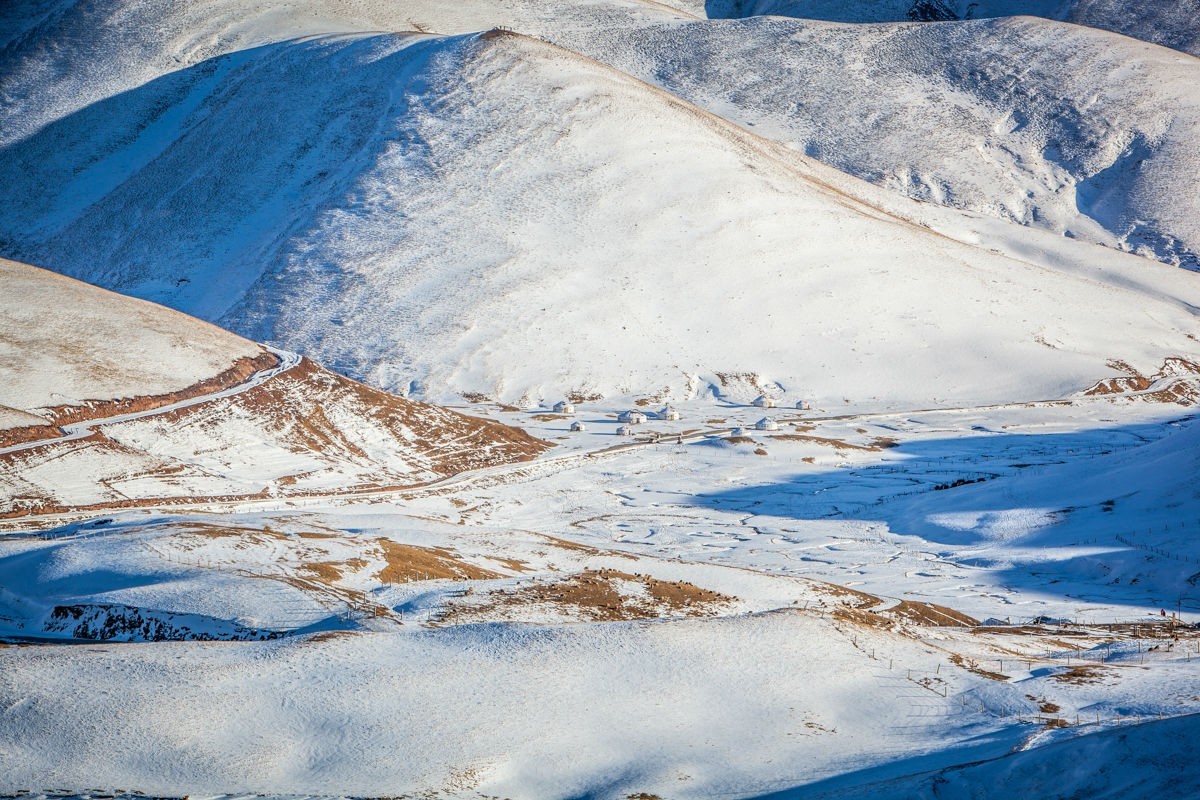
[617,410,647,424]
[752,395,777,408]
[553,400,575,414]
[616,424,634,436]
[755,417,779,431]
[729,427,748,438]
[795,400,812,411]
[570,420,587,432]
[658,405,680,421]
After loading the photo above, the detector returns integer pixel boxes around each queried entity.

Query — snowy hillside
[2,27,1199,405]
[807,712,1200,799]
[3,3,1200,796]
[697,0,1200,56]
[551,15,1200,268]
[0,257,273,448]
[5,0,1200,283]
[0,258,264,417]
[0,260,546,517]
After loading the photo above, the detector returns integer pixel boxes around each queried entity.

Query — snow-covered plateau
[2,1,1200,798]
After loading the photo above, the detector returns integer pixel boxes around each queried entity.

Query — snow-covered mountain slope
[550,15,1200,268]
[0,260,546,518]
[6,0,1200,276]
[2,29,1199,407]
[696,0,1200,57]
[0,0,694,149]
[0,258,271,444]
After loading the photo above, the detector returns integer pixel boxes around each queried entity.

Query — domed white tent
[570,420,587,432]
[755,417,779,431]
[616,424,634,436]
[753,395,777,408]
[617,410,647,424]
[658,405,680,421]
[553,400,575,414]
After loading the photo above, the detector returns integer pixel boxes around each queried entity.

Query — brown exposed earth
[1050,665,1113,685]
[885,600,979,628]
[444,568,734,623]
[769,433,898,451]
[949,653,1009,681]
[832,606,894,629]
[0,422,64,449]
[1083,357,1200,404]
[228,358,549,475]
[374,540,503,584]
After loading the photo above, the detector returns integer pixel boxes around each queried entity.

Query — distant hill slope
[0,0,692,150]
[0,260,546,518]
[695,0,1200,56]
[2,31,1199,407]
[5,0,1200,275]
[550,15,1200,269]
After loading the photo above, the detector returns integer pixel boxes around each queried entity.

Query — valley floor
[2,386,1200,798]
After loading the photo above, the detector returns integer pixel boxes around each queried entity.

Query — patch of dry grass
[446,569,733,624]
[375,540,502,584]
[949,653,1008,681]
[886,600,979,628]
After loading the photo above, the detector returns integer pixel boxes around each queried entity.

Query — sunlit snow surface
[3,1,1200,797]
[3,394,1200,798]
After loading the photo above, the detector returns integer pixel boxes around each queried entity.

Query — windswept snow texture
[4,0,1200,280]
[2,29,1199,404]
[793,712,1200,800]
[698,0,1200,57]
[552,15,1200,269]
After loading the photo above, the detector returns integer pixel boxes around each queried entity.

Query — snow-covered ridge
[5,0,1200,278]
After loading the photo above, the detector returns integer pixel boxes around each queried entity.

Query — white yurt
[755,417,779,431]
[753,395,776,408]
[795,400,812,411]
[730,427,748,438]
[616,424,634,436]
[658,405,680,421]
[553,400,575,414]
[570,420,587,432]
[617,410,647,424]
